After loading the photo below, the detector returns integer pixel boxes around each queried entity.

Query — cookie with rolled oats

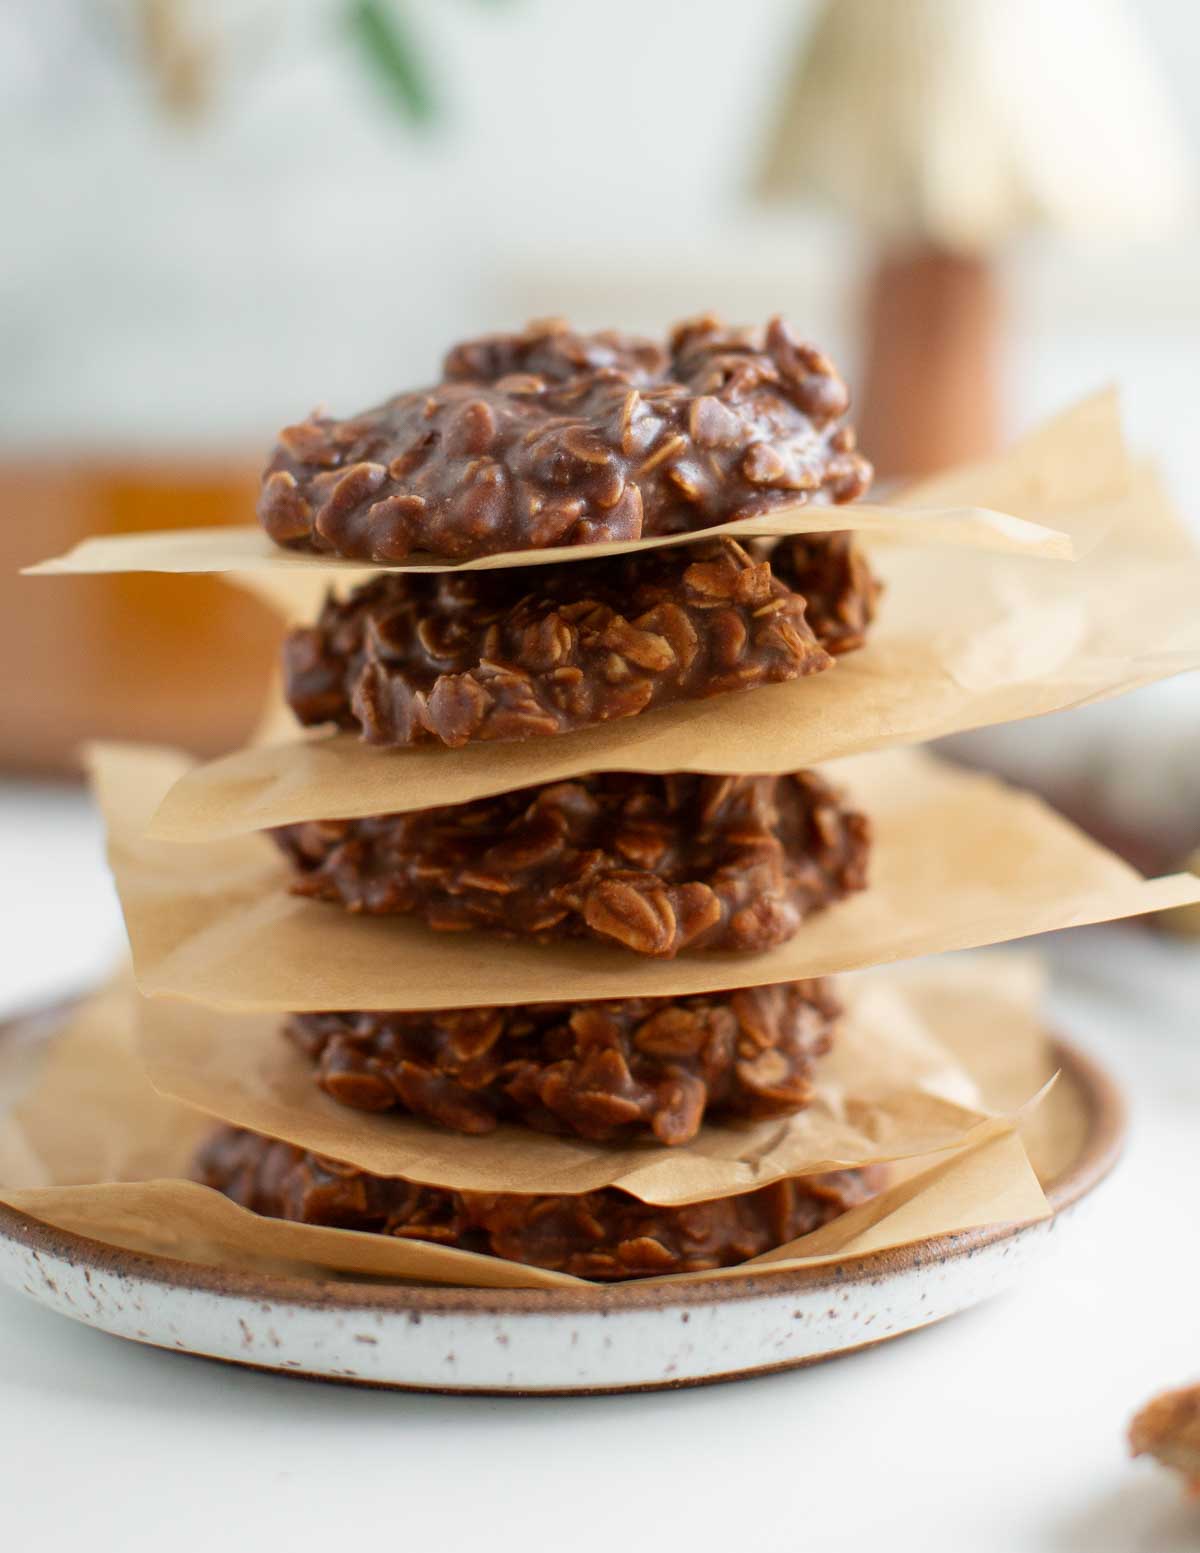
[270,770,870,959]
[196,1124,880,1281]
[284,979,839,1146]
[259,315,871,563]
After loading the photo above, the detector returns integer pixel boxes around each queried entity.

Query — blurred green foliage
[348,0,510,126]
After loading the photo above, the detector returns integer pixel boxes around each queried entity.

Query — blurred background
[2,0,1200,1003]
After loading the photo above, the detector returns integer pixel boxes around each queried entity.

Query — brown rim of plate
[0,998,1125,1316]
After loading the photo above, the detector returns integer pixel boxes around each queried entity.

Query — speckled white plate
[0,1008,1123,1395]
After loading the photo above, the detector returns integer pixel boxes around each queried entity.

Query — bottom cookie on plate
[195,1125,881,1281]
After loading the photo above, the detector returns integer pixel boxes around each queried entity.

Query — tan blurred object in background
[0,458,277,773]
[1158,850,1200,940]
[135,0,217,120]
[1129,1383,1200,1497]
[757,0,1193,477]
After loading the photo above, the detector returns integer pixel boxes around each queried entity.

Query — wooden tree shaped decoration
[756,0,1192,477]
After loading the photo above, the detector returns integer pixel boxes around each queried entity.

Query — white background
[2,0,1199,477]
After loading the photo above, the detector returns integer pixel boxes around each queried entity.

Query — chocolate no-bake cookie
[271,770,870,958]
[283,535,865,748]
[286,979,839,1146]
[195,1124,880,1280]
[258,315,871,562]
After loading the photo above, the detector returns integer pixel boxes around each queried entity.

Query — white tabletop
[0,780,1197,1553]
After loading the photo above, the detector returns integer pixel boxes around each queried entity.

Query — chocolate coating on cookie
[283,536,844,748]
[286,979,839,1146]
[258,316,871,562]
[196,1124,880,1280]
[764,532,881,656]
[271,770,870,959]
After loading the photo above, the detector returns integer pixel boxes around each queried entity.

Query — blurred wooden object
[756,0,1193,478]
[858,249,1000,480]
[0,457,279,775]
[137,0,216,120]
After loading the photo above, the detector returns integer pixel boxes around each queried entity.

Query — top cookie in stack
[258,315,872,562]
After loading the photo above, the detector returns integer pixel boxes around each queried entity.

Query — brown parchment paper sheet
[883,955,1088,1185]
[92,741,1200,1012]
[136,970,994,1204]
[23,392,1129,581]
[147,463,1198,839]
[0,964,1052,1289]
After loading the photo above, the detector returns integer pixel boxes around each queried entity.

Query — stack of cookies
[192,315,897,1280]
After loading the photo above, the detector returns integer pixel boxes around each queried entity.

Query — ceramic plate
[0,1004,1124,1395]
